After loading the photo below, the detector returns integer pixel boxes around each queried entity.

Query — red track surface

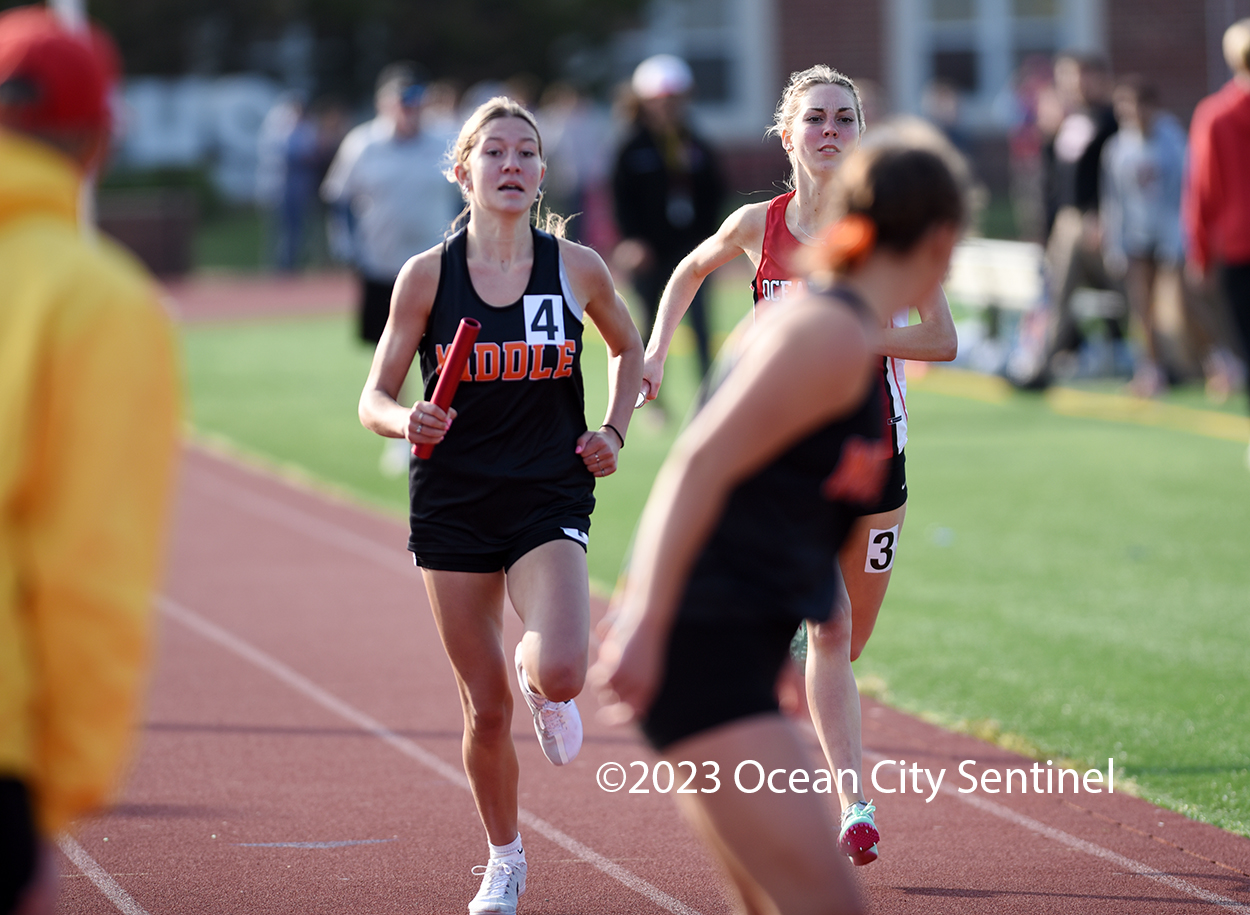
[54,447,1250,915]
[55,275,1250,912]
[162,272,355,323]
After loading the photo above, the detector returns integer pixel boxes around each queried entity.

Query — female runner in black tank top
[592,139,967,915]
[359,98,642,915]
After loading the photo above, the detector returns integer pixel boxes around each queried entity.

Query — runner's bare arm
[593,297,873,718]
[358,246,451,442]
[876,284,958,362]
[563,240,644,474]
[641,202,769,401]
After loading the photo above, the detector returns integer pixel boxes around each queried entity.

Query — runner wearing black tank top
[407,225,597,567]
[637,66,960,866]
[593,139,967,915]
[359,98,642,915]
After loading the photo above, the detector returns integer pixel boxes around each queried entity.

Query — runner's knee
[530,654,585,703]
[462,684,513,740]
[807,608,852,657]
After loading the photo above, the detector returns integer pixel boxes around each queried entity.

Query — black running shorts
[412,517,590,574]
[865,448,907,515]
[640,616,798,751]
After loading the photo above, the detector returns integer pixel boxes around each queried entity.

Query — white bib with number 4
[524,294,566,346]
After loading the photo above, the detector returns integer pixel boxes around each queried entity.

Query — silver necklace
[792,218,826,244]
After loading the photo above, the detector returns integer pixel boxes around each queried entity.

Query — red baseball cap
[0,5,118,133]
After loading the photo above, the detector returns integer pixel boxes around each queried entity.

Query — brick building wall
[776,0,885,86]
[718,0,1250,203]
[719,0,888,200]
[1105,0,1213,124]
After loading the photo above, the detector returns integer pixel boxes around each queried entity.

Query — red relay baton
[413,317,481,459]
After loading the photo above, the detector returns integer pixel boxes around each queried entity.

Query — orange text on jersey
[436,341,576,382]
[821,436,892,504]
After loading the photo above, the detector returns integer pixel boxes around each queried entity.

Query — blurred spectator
[1004,54,1058,243]
[1040,52,1122,379]
[259,95,346,272]
[611,53,725,398]
[1099,76,1237,399]
[306,97,351,258]
[536,81,615,249]
[1184,18,1250,438]
[0,8,180,914]
[321,61,460,344]
[278,103,320,270]
[419,78,462,143]
[1100,77,1186,395]
[321,61,460,476]
[1035,84,1068,239]
[256,90,303,260]
[921,80,971,155]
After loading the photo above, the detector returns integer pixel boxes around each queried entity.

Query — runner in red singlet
[638,65,960,867]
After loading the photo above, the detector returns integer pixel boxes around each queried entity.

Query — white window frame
[619,0,780,143]
[888,0,1106,130]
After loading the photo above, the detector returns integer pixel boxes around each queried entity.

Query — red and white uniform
[751,192,909,453]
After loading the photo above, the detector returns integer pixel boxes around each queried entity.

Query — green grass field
[179,281,1250,838]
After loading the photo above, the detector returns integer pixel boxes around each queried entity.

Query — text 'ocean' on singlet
[409,227,593,542]
[752,191,807,306]
[751,191,909,453]
[678,287,891,627]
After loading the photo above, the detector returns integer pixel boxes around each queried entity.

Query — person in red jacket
[1184,18,1250,463]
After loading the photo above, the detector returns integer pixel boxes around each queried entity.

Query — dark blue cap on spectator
[400,82,424,107]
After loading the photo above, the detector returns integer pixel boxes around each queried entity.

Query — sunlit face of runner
[457,115,545,217]
[784,82,862,180]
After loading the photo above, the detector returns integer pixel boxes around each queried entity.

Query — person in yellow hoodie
[0,8,180,913]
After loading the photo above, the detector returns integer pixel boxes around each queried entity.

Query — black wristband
[601,423,625,449]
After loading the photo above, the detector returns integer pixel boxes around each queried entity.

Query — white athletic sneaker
[468,856,526,915]
[514,643,582,765]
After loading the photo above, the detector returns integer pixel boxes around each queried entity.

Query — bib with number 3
[865,524,900,573]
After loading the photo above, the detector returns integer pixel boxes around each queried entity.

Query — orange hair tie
[823,214,876,270]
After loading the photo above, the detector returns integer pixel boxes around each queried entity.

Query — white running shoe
[468,857,526,915]
[514,643,582,765]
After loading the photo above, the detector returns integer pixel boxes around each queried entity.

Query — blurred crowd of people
[248,27,1250,442]
[264,52,729,464]
[255,69,620,277]
[260,36,1250,415]
[4,5,1249,909]
[1003,43,1249,400]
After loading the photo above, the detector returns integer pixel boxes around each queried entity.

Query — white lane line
[58,835,153,915]
[235,838,397,849]
[161,597,703,915]
[187,460,1248,911]
[184,467,409,575]
[959,792,1250,911]
[863,753,1250,912]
